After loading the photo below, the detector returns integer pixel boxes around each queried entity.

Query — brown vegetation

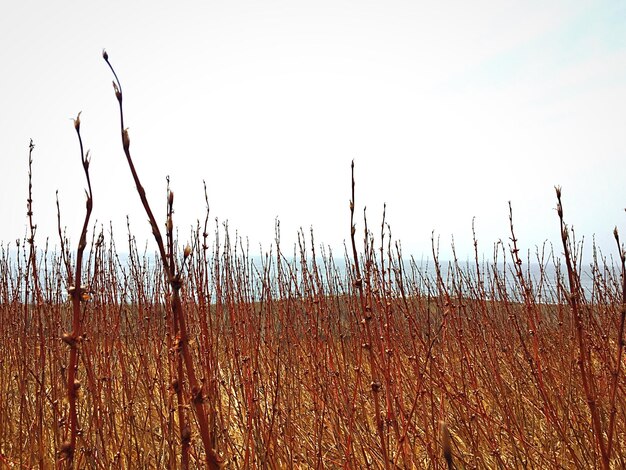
[0,52,624,469]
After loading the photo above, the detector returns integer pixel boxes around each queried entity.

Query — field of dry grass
[0,51,625,469]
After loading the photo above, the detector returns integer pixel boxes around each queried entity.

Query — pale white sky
[1,1,625,261]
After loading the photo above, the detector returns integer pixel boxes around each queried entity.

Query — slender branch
[556,186,609,469]
[103,50,221,469]
[348,161,389,469]
[59,112,94,468]
[607,227,626,460]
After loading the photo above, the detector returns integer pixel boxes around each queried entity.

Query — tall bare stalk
[348,161,389,468]
[556,186,609,469]
[103,50,222,469]
[25,139,46,469]
[59,112,94,468]
[607,227,626,460]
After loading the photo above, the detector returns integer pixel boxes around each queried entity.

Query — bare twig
[103,50,222,469]
[59,112,94,468]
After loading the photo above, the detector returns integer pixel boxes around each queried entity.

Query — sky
[1,1,625,263]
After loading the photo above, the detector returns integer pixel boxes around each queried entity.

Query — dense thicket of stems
[3,178,626,467]
[1,54,625,469]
